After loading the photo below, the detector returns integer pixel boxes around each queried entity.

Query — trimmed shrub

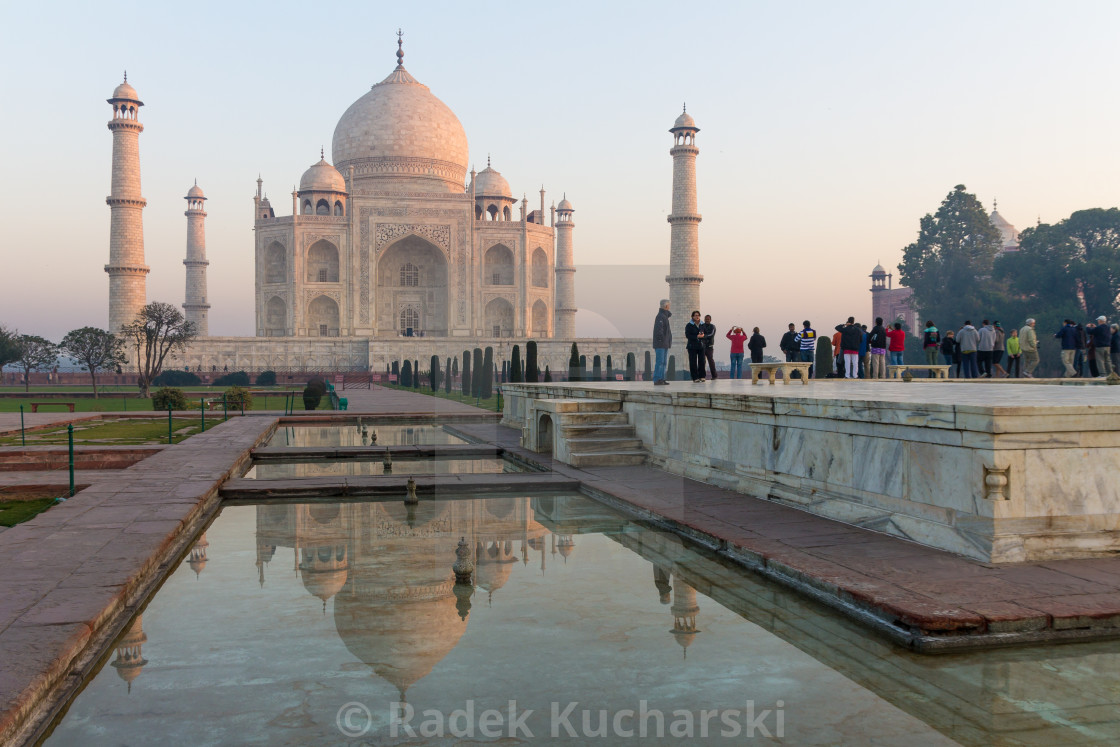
[391,361,400,383]
[413,360,420,389]
[302,385,323,410]
[472,348,483,398]
[214,371,251,387]
[224,385,252,410]
[626,352,636,381]
[481,347,494,398]
[153,369,201,387]
[511,345,523,383]
[445,357,453,393]
[592,355,602,381]
[568,343,580,382]
[543,365,552,382]
[306,376,327,394]
[606,354,613,379]
[152,387,189,411]
[643,351,652,381]
[667,355,677,381]
[526,340,539,382]
[814,338,832,379]
[461,352,471,396]
[401,360,412,387]
[430,355,440,391]
[255,370,277,386]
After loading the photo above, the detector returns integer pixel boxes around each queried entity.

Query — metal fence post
[200,399,205,432]
[223,396,227,421]
[19,405,25,446]
[68,424,75,497]
[168,407,173,444]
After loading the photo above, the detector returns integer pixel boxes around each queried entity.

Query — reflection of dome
[187,533,209,577]
[302,566,349,603]
[110,616,149,691]
[381,500,447,528]
[332,39,468,193]
[299,158,346,193]
[470,166,511,197]
[557,535,575,559]
[335,589,465,696]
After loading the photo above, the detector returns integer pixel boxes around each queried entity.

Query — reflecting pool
[244,456,526,479]
[267,424,470,447]
[46,495,1120,745]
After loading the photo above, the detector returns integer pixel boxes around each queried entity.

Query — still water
[244,456,527,479]
[266,424,469,447]
[46,495,1120,745]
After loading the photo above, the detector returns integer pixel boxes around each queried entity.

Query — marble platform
[502,380,1120,563]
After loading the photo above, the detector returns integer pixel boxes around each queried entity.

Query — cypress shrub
[580,355,588,380]
[606,354,613,379]
[568,342,580,382]
[430,355,440,391]
[391,360,400,384]
[481,347,494,398]
[667,355,677,381]
[626,352,636,381]
[472,348,483,398]
[445,357,453,393]
[815,338,832,379]
[413,360,420,389]
[255,370,277,386]
[592,355,602,381]
[526,340,538,382]
[643,351,652,381]
[401,360,412,387]
[461,352,471,396]
[544,365,552,382]
[302,385,323,410]
[511,345,523,383]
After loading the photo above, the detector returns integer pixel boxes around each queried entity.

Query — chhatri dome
[331,33,469,192]
[470,159,512,198]
[299,153,347,193]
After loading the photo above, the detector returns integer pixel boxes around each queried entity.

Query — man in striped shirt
[795,321,817,378]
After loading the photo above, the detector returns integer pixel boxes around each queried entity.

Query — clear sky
[2,0,1118,351]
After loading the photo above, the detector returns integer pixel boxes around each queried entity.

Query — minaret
[104,74,149,333]
[183,181,210,336]
[667,105,702,368]
[554,195,576,338]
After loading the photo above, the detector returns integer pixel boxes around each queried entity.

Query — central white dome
[332,61,469,193]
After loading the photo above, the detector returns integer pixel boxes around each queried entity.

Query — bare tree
[14,335,58,392]
[60,327,126,399]
[120,302,197,398]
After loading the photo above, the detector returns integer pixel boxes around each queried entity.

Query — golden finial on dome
[396,29,404,68]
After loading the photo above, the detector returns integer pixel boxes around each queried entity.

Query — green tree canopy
[59,326,126,398]
[0,325,20,371]
[14,335,57,392]
[898,185,1003,325]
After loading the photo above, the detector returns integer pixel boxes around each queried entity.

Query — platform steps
[556,400,645,467]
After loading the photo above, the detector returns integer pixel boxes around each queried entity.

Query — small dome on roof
[186,182,205,199]
[557,196,573,211]
[300,157,346,193]
[470,165,512,198]
[672,110,696,130]
[872,263,886,274]
[990,209,1020,248]
[111,78,140,102]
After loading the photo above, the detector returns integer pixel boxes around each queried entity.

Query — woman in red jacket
[726,326,747,379]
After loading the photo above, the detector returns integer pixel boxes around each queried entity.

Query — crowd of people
[649,299,1120,383]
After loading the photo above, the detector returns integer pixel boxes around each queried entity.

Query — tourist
[1111,323,1120,376]
[1055,319,1078,377]
[886,322,906,368]
[1006,328,1022,378]
[747,327,766,365]
[1019,318,1039,377]
[780,323,799,362]
[1074,323,1087,377]
[992,322,1008,378]
[702,314,718,380]
[685,311,706,382]
[835,317,862,379]
[831,326,844,377]
[726,325,747,379]
[795,321,817,377]
[977,320,995,377]
[957,321,980,379]
[939,329,956,371]
[1090,315,1113,377]
[922,321,940,367]
[867,317,888,379]
[651,299,672,385]
[858,324,869,378]
[1086,323,1100,378]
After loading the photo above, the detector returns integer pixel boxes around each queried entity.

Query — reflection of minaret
[256,537,276,588]
[653,564,673,605]
[110,615,149,693]
[556,535,575,563]
[187,533,209,578]
[669,581,701,658]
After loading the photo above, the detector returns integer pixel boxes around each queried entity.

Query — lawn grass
[0,390,322,413]
[0,497,58,527]
[0,417,204,446]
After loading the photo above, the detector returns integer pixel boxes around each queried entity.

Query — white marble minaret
[667,106,702,367]
[105,74,149,333]
[554,196,577,338]
[183,181,210,335]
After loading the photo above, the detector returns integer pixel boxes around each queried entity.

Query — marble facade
[502,380,1120,563]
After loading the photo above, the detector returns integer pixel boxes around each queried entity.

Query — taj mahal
[102,34,696,373]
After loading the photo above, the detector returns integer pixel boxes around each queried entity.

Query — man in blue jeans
[651,299,672,385]
[795,321,817,378]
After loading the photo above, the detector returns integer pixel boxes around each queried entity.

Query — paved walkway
[451,417,1120,650]
[338,385,497,416]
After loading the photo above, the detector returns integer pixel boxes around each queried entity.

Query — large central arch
[376,235,449,336]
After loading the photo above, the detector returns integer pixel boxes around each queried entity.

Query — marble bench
[887,365,951,379]
[749,362,812,385]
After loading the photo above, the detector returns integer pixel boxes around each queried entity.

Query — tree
[14,335,57,392]
[626,352,636,381]
[544,365,552,382]
[481,347,494,398]
[472,348,483,398]
[592,355,602,381]
[643,350,652,381]
[59,327,125,398]
[0,325,20,373]
[391,360,400,383]
[430,355,440,391]
[815,337,833,379]
[445,357,453,393]
[414,360,420,389]
[666,355,676,381]
[511,344,523,383]
[567,343,580,381]
[461,351,471,396]
[401,359,412,387]
[526,341,539,382]
[898,185,1003,326]
[120,302,198,398]
[606,354,613,379]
